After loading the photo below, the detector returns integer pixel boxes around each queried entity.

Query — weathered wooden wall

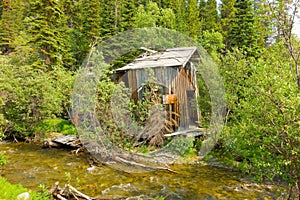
[117,62,200,130]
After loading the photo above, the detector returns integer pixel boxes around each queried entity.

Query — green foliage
[0,0,26,53]
[134,2,176,29]
[34,118,76,137]
[119,0,138,31]
[0,95,7,139]
[168,0,186,32]
[166,137,196,156]
[0,176,50,200]
[227,0,261,56]
[220,0,236,47]
[220,43,300,188]
[1,1,299,195]
[100,0,118,38]
[199,30,225,61]
[0,177,28,200]
[65,172,72,184]
[199,0,219,32]
[0,151,7,166]
[36,184,50,200]
[130,68,163,125]
[25,0,74,69]
[0,54,74,138]
[95,62,134,148]
[71,0,102,66]
[186,0,201,39]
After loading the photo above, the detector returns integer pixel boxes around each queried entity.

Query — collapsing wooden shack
[115,46,201,137]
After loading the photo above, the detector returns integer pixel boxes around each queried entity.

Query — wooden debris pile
[133,108,179,147]
[50,182,113,200]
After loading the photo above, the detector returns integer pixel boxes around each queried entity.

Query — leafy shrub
[0,54,74,139]
[34,118,76,137]
[219,45,300,192]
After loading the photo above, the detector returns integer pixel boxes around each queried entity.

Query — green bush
[219,45,300,189]
[0,54,74,139]
[34,118,77,137]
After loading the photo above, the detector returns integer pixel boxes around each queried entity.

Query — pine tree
[220,0,236,47]
[119,0,138,31]
[159,8,176,29]
[151,0,171,8]
[0,0,27,53]
[200,0,219,31]
[227,0,260,56]
[169,0,187,32]
[25,0,74,69]
[78,0,101,40]
[100,0,119,38]
[70,0,102,66]
[186,0,201,39]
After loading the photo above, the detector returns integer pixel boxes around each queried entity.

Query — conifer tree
[169,0,187,32]
[151,0,171,8]
[160,8,176,29]
[25,0,74,69]
[220,0,236,48]
[227,0,260,56]
[71,0,102,66]
[100,0,118,38]
[119,0,138,31]
[0,0,27,53]
[200,0,219,31]
[186,0,201,39]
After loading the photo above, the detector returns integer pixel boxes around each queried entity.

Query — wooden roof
[115,46,198,72]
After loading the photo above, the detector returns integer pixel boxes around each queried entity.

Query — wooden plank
[164,128,204,137]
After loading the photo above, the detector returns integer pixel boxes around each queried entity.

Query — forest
[0,0,300,199]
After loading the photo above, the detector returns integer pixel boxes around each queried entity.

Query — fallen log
[42,135,82,149]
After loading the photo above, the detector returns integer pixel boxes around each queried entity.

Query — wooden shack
[115,46,201,133]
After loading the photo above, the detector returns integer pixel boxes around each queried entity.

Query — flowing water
[0,143,284,199]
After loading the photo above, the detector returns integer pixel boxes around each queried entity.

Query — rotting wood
[42,135,82,149]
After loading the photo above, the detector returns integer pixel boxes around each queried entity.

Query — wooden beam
[164,128,204,137]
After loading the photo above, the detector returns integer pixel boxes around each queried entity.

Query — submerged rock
[17,192,30,200]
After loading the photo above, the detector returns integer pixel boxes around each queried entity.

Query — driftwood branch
[67,184,92,200]
[50,182,95,200]
[56,194,68,200]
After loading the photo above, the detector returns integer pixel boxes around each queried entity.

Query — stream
[0,143,285,199]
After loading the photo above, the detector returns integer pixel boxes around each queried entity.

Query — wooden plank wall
[117,63,200,130]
